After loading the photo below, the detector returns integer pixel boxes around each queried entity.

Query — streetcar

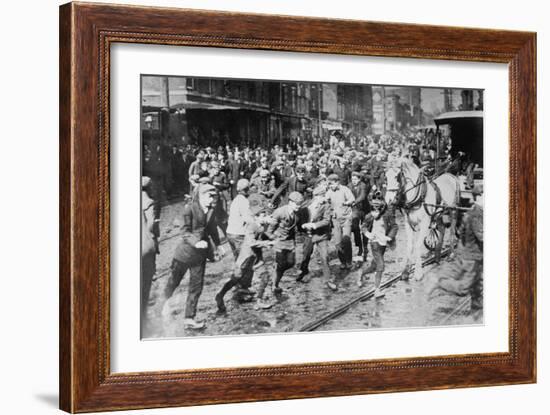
[422,110,484,251]
[434,110,483,206]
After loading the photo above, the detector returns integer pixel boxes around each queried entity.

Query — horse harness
[397,169,445,231]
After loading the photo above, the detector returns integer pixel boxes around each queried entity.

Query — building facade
[142,76,374,148]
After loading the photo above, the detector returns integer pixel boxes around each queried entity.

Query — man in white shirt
[326,174,355,271]
[226,178,254,259]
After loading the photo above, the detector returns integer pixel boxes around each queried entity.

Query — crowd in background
[143,129,476,206]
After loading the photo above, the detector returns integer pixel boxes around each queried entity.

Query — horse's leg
[413,215,430,281]
[401,221,414,280]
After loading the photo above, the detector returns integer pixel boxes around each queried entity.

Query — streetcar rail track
[298,249,451,332]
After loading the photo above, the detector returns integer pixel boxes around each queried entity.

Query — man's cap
[259,169,270,178]
[198,183,216,195]
[288,191,304,204]
[351,171,362,178]
[237,178,250,192]
[210,160,220,169]
[328,173,340,182]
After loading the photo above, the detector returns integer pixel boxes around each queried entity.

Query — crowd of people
[141,130,483,331]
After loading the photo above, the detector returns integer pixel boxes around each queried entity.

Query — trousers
[165,258,206,319]
[351,216,368,257]
[333,216,352,265]
[274,248,296,288]
[227,233,244,260]
[299,237,333,282]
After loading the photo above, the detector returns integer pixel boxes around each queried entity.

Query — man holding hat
[265,191,304,295]
[297,185,336,289]
[326,173,355,272]
[163,183,221,329]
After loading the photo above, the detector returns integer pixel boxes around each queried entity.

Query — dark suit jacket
[270,167,285,188]
[226,158,242,183]
[173,200,220,265]
[301,199,332,242]
[350,181,370,217]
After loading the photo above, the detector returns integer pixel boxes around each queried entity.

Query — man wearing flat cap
[163,183,221,329]
[265,191,304,295]
[326,173,355,275]
[297,184,335,288]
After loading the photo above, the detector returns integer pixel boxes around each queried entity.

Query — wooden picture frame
[59,2,536,412]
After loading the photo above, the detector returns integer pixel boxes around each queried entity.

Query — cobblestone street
[142,199,482,339]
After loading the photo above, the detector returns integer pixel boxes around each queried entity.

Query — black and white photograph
[140,75,484,339]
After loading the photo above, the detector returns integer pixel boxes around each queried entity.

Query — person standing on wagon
[163,183,221,329]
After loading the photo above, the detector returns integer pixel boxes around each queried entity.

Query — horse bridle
[391,165,427,210]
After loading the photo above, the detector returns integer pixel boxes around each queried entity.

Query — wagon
[423,110,484,250]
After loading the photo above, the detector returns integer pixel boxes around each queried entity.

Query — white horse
[385,157,461,281]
